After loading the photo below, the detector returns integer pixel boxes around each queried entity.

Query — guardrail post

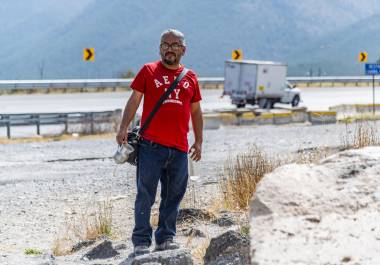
[36,115,40,135]
[64,114,68,133]
[6,120,11,139]
[90,113,94,134]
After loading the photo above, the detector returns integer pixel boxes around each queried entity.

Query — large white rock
[250,147,380,265]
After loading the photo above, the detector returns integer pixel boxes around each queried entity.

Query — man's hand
[189,101,203,162]
[116,90,143,145]
[189,141,202,162]
[116,129,128,145]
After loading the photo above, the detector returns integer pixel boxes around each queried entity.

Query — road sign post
[365,63,380,114]
[373,75,375,114]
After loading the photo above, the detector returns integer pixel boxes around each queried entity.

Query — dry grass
[294,146,336,164]
[235,211,250,238]
[207,193,227,217]
[0,133,115,144]
[341,120,380,149]
[180,179,198,209]
[191,237,211,265]
[52,199,113,256]
[70,200,113,241]
[220,145,278,211]
[52,234,72,256]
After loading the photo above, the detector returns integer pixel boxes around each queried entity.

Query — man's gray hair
[160,29,186,46]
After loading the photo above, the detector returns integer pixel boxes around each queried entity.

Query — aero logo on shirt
[154,75,190,106]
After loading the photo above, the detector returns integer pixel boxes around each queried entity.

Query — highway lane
[0,86,379,114]
[299,86,379,111]
[0,90,230,114]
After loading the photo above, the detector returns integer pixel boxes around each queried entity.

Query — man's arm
[116,90,143,144]
[189,101,203,161]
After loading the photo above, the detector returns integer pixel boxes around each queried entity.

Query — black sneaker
[154,239,180,252]
[133,245,150,256]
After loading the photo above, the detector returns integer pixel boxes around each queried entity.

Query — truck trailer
[224,60,301,108]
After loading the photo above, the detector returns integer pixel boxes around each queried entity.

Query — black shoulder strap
[139,68,189,135]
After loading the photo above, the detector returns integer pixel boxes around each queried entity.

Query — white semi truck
[224,60,301,108]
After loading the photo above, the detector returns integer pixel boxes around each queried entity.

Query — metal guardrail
[287,76,380,84]
[0,76,378,91]
[0,110,122,138]
[0,77,224,90]
[0,79,132,90]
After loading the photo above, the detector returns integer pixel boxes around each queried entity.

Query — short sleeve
[190,73,202,103]
[130,65,147,93]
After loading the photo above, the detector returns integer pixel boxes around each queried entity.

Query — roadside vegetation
[341,120,379,149]
[52,199,113,256]
[24,248,43,255]
[219,145,279,211]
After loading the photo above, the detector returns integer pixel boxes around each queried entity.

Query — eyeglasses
[160,42,183,51]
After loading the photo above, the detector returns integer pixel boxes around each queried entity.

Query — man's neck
[161,60,181,70]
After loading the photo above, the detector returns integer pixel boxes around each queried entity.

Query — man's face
[159,33,186,66]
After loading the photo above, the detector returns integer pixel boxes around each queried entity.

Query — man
[116,29,203,256]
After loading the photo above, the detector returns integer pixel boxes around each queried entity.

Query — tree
[119,69,135,78]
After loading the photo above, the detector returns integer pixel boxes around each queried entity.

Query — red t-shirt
[130,61,202,152]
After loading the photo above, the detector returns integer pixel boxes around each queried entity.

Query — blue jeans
[132,139,189,247]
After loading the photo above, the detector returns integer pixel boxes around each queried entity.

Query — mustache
[165,52,176,57]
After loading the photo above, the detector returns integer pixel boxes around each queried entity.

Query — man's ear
[182,46,186,56]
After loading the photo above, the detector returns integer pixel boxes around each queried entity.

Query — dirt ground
[0,121,377,264]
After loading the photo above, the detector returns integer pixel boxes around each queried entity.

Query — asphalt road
[0,86,379,114]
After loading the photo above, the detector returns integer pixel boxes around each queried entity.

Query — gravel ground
[1,121,379,264]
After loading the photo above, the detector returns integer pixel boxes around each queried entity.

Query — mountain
[287,12,380,76]
[0,0,93,79]
[0,0,380,79]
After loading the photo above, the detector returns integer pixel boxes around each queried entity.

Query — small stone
[177,208,215,223]
[181,228,206,237]
[204,230,250,265]
[71,239,96,252]
[114,243,127,250]
[130,249,194,265]
[212,216,235,227]
[305,216,321,223]
[82,240,119,260]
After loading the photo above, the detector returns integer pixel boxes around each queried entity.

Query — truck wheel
[291,95,300,107]
[268,99,275,109]
[258,98,268,109]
